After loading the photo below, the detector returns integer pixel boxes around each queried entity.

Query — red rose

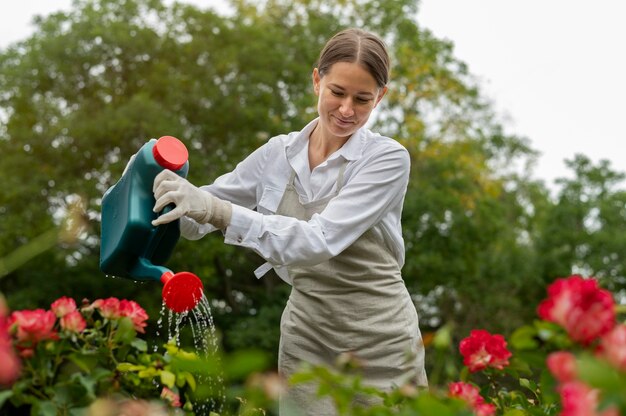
[92,297,122,319]
[449,381,482,404]
[51,296,77,318]
[119,300,148,333]
[0,314,21,385]
[0,345,21,385]
[537,275,615,345]
[60,310,87,333]
[559,381,619,416]
[598,324,626,372]
[474,402,497,416]
[546,351,577,383]
[448,381,495,416]
[9,309,57,345]
[459,329,512,372]
[160,387,181,407]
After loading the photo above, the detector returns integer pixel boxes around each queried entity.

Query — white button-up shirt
[180,118,410,280]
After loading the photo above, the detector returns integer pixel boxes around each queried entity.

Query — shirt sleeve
[179,138,275,240]
[224,143,410,267]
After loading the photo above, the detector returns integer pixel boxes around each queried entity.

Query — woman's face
[312,61,387,142]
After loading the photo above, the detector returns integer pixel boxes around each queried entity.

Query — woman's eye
[356,97,370,103]
[331,90,343,97]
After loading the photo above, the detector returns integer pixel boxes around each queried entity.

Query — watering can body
[100,137,189,282]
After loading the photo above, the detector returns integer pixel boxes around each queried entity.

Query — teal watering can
[100,136,203,313]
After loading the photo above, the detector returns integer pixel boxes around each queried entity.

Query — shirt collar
[285,118,366,162]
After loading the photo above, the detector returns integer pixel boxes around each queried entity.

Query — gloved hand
[152,170,232,229]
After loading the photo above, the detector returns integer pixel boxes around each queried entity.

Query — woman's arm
[224,143,410,266]
[179,136,277,239]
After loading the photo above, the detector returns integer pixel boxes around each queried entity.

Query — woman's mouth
[333,116,355,127]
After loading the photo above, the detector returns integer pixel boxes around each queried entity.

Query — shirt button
[237,236,243,243]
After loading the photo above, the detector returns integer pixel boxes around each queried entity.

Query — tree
[0,0,560,360]
[537,155,626,293]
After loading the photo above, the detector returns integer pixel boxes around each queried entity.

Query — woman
[152,28,428,415]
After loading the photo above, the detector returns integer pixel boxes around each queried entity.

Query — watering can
[100,136,203,313]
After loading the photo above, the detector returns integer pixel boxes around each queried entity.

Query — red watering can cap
[153,136,189,170]
[160,271,203,313]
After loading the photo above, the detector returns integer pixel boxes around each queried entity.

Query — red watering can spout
[160,271,204,313]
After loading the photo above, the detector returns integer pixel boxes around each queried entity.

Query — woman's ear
[374,86,388,107]
[312,68,321,96]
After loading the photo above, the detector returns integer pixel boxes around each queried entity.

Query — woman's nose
[339,99,355,117]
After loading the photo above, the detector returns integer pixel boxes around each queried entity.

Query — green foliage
[1,304,193,414]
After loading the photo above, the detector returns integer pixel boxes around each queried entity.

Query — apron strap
[288,168,297,186]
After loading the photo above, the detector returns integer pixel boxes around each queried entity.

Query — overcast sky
[2,1,625,189]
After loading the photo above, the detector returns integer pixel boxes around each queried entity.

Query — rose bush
[286,274,626,416]
[1,274,624,416]
[0,295,199,415]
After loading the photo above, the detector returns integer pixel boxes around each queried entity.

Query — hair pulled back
[317,28,390,88]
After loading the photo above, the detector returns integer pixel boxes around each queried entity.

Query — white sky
[1,1,625,188]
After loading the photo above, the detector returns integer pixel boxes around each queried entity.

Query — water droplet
[153,293,225,412]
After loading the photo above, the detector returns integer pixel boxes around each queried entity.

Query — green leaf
[131,338,148,352]
[183,371,196,391]
[288,372,316,385]
[68,352,99,373]
[415,394,461,415]
[433,323,453,349]
[160,370,176,388]
[0,390,14,408]
[138,368,158,378]
[510,325,539,350]
[32,400,58,416]
[503,410,527,416]
[577,354,626,393]
[112,317,137,345]
[71,372,97,401]
[170,357,214,374]
[224,349,270,379]
[117,362,146,372]
[519,377,537,393]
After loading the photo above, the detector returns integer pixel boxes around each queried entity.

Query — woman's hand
[152,170,232,229]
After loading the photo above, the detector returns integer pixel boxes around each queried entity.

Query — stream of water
[154,293,225,414]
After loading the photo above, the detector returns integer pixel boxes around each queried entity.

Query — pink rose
[459,329,512,372]
[538,276,615,345]
[598,324,626,372]
[559,381,618,416]
[92,297,122,319]
[474,402,497,416]
[119,300,148,333]
[449,381,482,404]
[0,313,21,385]
[9,309,57,345]
[547,351,577,384]
[448,382,495,416]
[60,310,86,333]
[0,345,21,385]
[160,387,181,407]
[51,296,77,317]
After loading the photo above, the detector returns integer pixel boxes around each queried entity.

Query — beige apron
[277,166,427,416]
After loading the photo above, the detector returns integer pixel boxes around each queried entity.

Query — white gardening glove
[152,170,232,230]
